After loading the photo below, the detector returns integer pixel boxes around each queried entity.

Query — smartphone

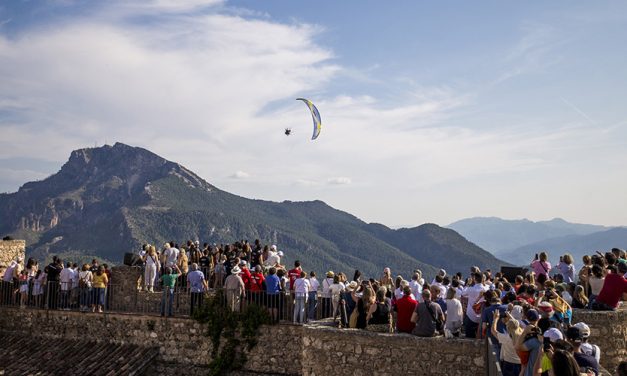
[543,337,551,351]
[535,253,539,260]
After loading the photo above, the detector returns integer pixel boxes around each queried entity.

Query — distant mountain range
[448,217,625,266]
[0,143,507,278]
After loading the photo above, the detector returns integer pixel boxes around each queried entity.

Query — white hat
[277,251,284,257]
[573,322,590,338]
[510,305,523,321]
[239,260,247,266]
[271,245,277,251]
[346,281,358,291]
[439,269,446,276]
[543,328,563,343]
[231,266,241,274]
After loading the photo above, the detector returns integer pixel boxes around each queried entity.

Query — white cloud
[230,170,250,179]
[327,177,351,185]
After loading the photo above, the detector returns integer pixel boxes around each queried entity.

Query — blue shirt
[482,304,507,342]
[523,337,541,376]
[265,274,281,294]
[187,270,205,293]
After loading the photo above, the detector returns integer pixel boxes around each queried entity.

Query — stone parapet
[572,308,627,372]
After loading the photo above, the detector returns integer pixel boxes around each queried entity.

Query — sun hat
[347,281,358,291]
[231,266,242,274]
[326,271,335,278]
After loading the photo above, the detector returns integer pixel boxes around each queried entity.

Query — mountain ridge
[0,143,508,278]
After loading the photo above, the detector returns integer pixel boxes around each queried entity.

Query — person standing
[187,263,208,316]
[394,285,417,334]
[91,265,108,313]
[307,271,319,321]
[159,265,181,317]
[292,271,310,324]
[411,289,444,337]
[224,266,245,313]
[462,272,488,338]
[144,245,160,292]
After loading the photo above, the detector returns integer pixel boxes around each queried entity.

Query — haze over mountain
[0,143,507,278]
[447,217,626,266]
[448,217,612,256]
[499,227,627,266]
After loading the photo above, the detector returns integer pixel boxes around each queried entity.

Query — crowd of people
[1,240,626,376]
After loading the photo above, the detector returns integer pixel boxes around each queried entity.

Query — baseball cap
[543,328,564,343]
[526,309,539,322]
[572,322,590,338]
[566,326,583,341]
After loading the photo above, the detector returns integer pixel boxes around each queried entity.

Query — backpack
[79,273,89,288]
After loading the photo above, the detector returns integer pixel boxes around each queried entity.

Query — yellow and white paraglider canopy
[296,98,322,140]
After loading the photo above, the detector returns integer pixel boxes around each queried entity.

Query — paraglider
[284,128,292,136]
[296,98,322,140]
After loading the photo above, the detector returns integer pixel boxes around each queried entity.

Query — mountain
[499,227,627,266]
[447,217,611,257]
[0,143,508,278]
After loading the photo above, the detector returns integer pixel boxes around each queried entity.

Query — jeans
[93,288,106,306]
[161,288,174,316]
[190,291,204,316]
[501,361,521,376]
[307,291,318,320]
[464,314,479,338]
[80,287,92,308]
[293,294,307,323]
[60,289,70,309]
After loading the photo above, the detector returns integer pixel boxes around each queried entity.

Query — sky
[1,0,626,228]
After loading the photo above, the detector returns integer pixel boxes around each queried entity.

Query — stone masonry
[0,307,484,376]
[0,239,25,268]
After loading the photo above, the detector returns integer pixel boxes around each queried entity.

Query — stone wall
[0,308,482,376]
[0,239,25,268]
[572,308,627,372]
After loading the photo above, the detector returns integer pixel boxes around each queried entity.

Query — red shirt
[596,273,627,308]
[288,267,302,291]
[240,267,252,290]
[394,295,418,333]
[249,272,265,292]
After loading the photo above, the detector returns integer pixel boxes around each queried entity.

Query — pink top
[531,259,552,277]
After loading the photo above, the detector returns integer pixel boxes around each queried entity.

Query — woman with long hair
[78,264,93,312]
[550,349,581,376]
[144,245,160,292]
[588,264,605,305]
[571,285,589,309]
[366,287,392,333]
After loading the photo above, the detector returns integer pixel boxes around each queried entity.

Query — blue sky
[1,0,626,227]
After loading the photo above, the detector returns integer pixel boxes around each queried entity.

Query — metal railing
[486,337,503,376]
[0,279,347,323]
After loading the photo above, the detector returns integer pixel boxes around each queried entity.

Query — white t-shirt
[496,331,521,364]
[462,283,488,323]
[308,277,320,292]
[329,283,344,302]
[294,278,310,295]
[321,277,334,298]
[70,268,79,287]
[409,280,422,299]
[60,268,73,290]
[164,247,179,267]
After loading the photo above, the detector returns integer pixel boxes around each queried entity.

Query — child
[18,269,29,308]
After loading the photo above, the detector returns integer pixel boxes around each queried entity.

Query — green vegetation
[0,142,508,280]
[192,290,270,376]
